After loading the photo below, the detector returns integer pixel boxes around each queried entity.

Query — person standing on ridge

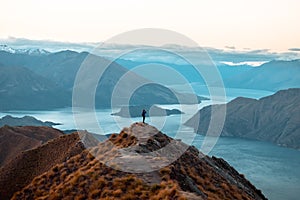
[142,109,147,123]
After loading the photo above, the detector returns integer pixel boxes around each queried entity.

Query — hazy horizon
[1,0,300,53]
[1,37,300,64]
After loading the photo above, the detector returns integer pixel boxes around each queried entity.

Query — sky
[1,0,300,52]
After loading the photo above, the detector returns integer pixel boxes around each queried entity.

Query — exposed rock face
[185,88,300,149]
[0,115,60,127]
[111,105,183,118]
[12,123,266,200]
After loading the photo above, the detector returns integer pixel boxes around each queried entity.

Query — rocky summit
[9,123,265,200]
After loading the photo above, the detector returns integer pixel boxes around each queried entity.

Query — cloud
[204,47,278,63]
[225,46,235,50]
[0,37,299,64]
[289,48,300,52]
[0,37,98,52]
[220,61,268,67]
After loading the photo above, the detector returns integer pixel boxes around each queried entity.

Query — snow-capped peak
[0,44,50,55]
[0,45,16,53]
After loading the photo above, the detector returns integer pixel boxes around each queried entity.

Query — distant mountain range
[1,45,299,111]
[0,45,49,55]
[223,60,300,91]
[185,88,300,149]
[0,115,60,127]
[0,49,205,110]
[115,58,253,85]
[117,58,300,92]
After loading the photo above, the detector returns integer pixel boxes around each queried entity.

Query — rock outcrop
[11,123,266,200]
[185,88,300,149]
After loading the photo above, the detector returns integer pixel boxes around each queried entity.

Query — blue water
[1,88,299,200]
[192,136,300,200]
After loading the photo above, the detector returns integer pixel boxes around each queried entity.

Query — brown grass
[0,128,85,200]
[11,123,265,200]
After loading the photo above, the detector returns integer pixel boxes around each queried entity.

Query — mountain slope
[1,48,299,93]
[0,126,63,167]
[12,123,266,200]
[0,65,70,110]
[0,50,204,110]
[117,58,300,93]
[0,115,60,127]
[116,58,253,85]
[224,60,300,91]
[185,88,300,149]
[0,130,98,200]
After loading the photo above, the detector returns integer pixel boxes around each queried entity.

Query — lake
[1,88,299,200]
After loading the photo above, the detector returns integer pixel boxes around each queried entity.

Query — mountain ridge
[0,126,63,168]
[0,45,49,55]
[0,130,96,200]
[9,123,266,200]
[223,60,300,91]
[116,58,300,91]
[0,115,60,127]
[185,88,300,149]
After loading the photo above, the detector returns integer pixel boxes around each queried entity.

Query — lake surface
[1,88,299,200]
